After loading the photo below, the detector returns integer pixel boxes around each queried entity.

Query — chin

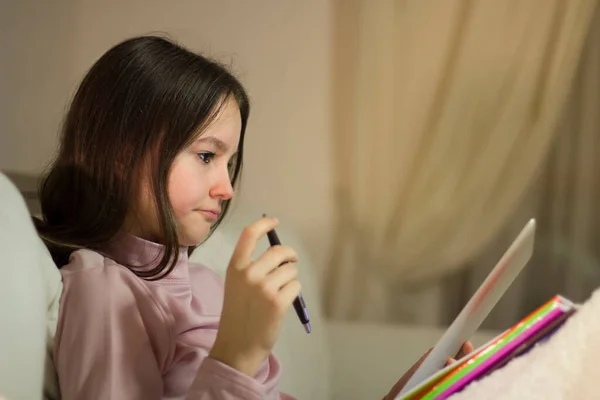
[178,229,210,247]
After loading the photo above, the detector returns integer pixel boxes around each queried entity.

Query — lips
[197,209,221,221]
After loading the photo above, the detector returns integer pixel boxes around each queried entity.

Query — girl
[35,36,470,399]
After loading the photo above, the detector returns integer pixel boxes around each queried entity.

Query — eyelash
[198,152,237,175]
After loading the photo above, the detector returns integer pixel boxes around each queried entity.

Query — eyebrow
[195,136,229,152]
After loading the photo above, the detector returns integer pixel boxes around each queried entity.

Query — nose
[209,168,234,201]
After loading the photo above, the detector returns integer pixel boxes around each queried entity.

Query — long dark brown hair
[34,35,249,279]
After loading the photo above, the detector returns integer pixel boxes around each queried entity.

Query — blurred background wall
[2,0,600,331]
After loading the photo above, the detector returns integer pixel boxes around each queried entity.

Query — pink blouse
[53,234,293,399]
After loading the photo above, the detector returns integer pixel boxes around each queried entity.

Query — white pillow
[0,173,62,399]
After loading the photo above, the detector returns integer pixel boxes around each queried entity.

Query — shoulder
[59,249,170,321]
[55,250,174,379]
[61,249,142,291]
[62,248,127,272]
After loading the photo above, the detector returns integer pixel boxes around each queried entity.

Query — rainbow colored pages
[399,295,577,400]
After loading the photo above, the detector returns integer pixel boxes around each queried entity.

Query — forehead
[193,97,241,149]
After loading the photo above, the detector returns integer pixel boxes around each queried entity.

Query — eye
[198,152,215,164]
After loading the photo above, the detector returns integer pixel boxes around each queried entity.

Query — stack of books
[399,295,577,400]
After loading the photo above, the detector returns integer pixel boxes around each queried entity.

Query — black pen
[263,216,311,334]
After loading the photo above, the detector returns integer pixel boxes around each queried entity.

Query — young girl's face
[132,96,241,246]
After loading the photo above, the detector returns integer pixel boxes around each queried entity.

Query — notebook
[422,295,576,399]
[398,295,577,399]
[396,219,536,398]
[474,305,575,381]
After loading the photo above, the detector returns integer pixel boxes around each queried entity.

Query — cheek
[168,157,208,216]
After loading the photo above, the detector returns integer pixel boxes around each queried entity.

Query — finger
[445,358,457,366]
[265,263,298,291]
[277,279,302,310]
[230,217,279,268]
[464,341,475,353]
[252,245,299,276]
[456,341,474,359]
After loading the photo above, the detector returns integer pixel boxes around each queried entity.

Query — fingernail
[262,213,278,223]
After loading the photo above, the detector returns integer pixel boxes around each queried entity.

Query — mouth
[197,209,221,222]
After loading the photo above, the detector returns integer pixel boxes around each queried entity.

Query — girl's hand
[382,342,474,400]
[209,217,301,376]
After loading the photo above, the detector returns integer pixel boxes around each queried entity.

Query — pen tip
[304,323,312,334]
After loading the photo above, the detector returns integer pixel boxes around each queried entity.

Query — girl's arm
[190,357,295,400]
[190,216,301,399]
[54,256,168,399]
[181,266,296,400]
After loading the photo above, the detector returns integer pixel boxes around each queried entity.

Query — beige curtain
[443,10,600,330]
[325,0,598,321]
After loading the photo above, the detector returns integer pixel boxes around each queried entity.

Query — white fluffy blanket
[451,289,600,399]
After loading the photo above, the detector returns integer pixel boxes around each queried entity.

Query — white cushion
[450,289,600,399]
[0,173,62,399]
[190,210,331,400]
